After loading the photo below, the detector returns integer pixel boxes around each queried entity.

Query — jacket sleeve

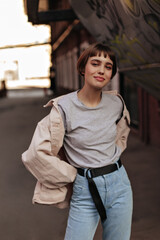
[116,99,131,153]
[22,113,77,189]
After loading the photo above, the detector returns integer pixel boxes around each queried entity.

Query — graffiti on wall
[71,0,160,66]
[86,0,160,65]
[70,0,160,97]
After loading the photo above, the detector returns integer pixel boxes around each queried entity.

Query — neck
[78,87,102,107]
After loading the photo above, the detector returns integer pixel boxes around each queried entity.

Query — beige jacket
[22,91,130,208]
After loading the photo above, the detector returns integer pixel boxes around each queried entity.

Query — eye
[106,66,112,70]
[91,62,99,66]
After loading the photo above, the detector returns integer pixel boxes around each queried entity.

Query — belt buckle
[86,168,93,179]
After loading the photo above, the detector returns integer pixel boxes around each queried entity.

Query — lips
[94,76,105,82]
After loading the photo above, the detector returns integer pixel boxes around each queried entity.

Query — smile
[94,76,105,81]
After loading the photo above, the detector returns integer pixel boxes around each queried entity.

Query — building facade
[25,0,160,148]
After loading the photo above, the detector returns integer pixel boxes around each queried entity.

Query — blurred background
[0,0,51,94]
[0,0,160,239]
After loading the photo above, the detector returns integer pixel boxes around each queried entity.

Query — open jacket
[22,91,130,209]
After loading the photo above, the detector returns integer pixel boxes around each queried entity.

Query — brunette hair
[77,42,117,79]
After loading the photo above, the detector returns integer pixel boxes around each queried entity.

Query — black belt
[77,159,122,222]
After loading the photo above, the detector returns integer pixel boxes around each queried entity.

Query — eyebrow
[91,59,113,66]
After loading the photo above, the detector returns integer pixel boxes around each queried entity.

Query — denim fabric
[64,165,133,240]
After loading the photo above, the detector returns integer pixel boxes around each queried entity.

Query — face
[84,53,113,90]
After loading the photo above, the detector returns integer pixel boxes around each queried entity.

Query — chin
[96,83,108,89]
[94,86,104,91]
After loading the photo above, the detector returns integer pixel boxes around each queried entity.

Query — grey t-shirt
[58,91,123,168]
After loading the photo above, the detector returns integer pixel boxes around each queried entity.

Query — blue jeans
[64,165,133,240]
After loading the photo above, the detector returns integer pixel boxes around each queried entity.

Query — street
[0,91,160,240]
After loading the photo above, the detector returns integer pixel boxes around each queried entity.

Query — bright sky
[0,0,51,89]
[0,0,50,47]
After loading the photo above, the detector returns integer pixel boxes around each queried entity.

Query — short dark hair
[77,42,117,79]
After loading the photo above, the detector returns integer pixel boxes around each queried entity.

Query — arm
[116,111,130,152]
[22,110,77,189]
[116,95,131,152]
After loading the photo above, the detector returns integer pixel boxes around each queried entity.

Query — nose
[98,65,105,75]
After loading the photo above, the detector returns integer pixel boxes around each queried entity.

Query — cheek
[106,70,112,79]
[85,68,91,77]
[85,64,95,76]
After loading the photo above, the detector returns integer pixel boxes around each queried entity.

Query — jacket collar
[43,95,63,108]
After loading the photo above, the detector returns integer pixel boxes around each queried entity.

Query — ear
[80,71,85,76]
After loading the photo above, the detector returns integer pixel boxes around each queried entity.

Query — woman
[22,43,133,240]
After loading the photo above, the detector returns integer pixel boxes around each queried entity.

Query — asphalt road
[0,91,160,240]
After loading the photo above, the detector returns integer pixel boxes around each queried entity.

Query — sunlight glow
[0,0,51,89]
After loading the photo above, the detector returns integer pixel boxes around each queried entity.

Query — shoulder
[102,90,123,105]
[57,92,77,115]
[103,91,130,123]
[58,91,76,106]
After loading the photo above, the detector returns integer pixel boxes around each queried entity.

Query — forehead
[89,53,113,64]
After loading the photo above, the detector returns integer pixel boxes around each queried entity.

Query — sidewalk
[123,133,160,240]
[0,92,160,239]
[95,132,160,240]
